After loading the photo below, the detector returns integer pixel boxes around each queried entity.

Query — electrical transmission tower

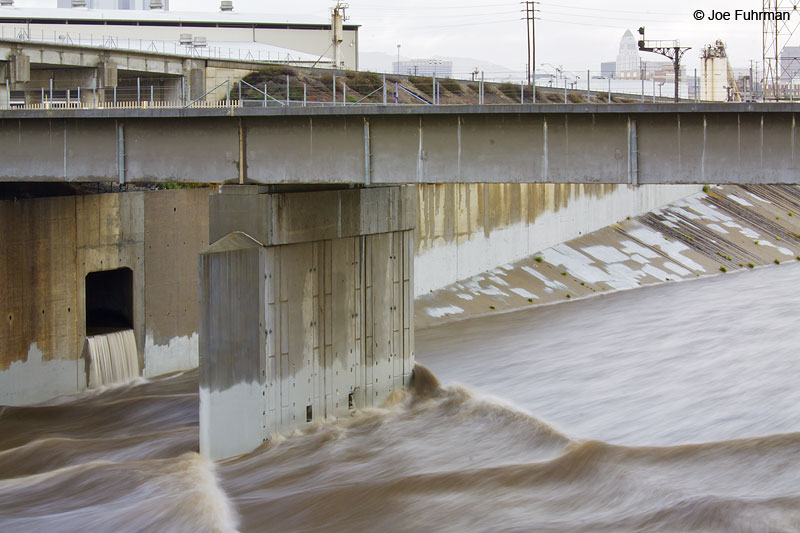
[762,1,800,100]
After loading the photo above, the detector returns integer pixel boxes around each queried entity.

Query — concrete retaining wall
[0,188,210,405]
[414,183,702,295]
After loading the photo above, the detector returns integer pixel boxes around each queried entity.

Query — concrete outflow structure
[199,186,415,460]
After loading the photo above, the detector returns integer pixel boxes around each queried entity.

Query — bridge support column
[199,185,416,460]
[183,59,206,103]
[95,60,118,106]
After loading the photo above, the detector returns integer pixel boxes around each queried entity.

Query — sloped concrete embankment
[417,185,800,329]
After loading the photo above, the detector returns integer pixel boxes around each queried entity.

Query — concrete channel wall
[0,188,210,405]
[414,183,702,295]
[0,182,700,407]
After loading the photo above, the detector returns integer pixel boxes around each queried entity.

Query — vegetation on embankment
[235,64,643,106]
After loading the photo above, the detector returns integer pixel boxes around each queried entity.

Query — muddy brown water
[1,264,799,532]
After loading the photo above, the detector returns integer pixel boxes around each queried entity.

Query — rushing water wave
[2,265,800,531]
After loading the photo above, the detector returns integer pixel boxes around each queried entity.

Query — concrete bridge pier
[199,185,416,460]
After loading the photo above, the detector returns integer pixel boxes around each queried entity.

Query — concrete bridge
[1,103,795,460]
[3,103,800,186]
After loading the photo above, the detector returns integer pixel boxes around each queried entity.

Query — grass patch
[408,76,434,96]
[438,78,464,95]
[498,82,519,100]
[719,266,727,272]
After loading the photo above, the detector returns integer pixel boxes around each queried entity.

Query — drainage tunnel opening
[85,267,134,336]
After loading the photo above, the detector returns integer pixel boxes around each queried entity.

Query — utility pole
[522,2,538,86]
[637,27,690,103]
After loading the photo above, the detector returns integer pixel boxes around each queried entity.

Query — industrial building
[393,59,452,77]
[0,2,359,69]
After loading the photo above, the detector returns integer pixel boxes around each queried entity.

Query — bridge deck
[2,103,800,185]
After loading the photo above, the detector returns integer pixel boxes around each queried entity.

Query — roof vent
[179,33,193,46]
[149,0,163,9]
[220,1,234,12]
[192,36,207,48]
[0,0,14,7]
[72,0,87,7]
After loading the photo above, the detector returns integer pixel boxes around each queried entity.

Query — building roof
[0,7,359,30]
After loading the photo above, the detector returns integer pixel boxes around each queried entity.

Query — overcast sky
[9,0,786,77]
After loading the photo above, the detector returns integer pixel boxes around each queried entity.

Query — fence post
[150,85,154,107]
[5,79,10,108]
[286,74,289,106]
[137,77,141,106]
[586,69,590,102]
[480,71,484,104]
[652,78,655,103]
[521,82,524,104]
[641,65,646,103]
[383,74,387,104]
[333,74,336,106]
[608,77,611,103]
[303,83,306,106]
[432,73,436,105]
[78,86,81,106]
[113,86,116,106]
[532,68,536,103]
[226,78,231,108]
[50,78,53,102]
[343,82,347,106]
[564,78,567,103]
[395,82,398,104]
[238,78,242,103]
[264,84,267,107]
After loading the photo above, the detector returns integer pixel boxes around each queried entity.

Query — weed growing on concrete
[561,271,567,276]
[566,294,571,299]
[719,266,727,272]
[789,212,794,216]
[777,216,781,220]
[626,216,631,220]
[755,240,760,245]
[580,282,585,286]
[703,185,710,193]
[748,262,755,268]
[716,251,732,261]
[489,305,496,310]
[739,262,744,267]
[797,256,800,261]
[534,256,543,263]
[528,298,534,303]
[775,259,781,264]
[777,236,781,240]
